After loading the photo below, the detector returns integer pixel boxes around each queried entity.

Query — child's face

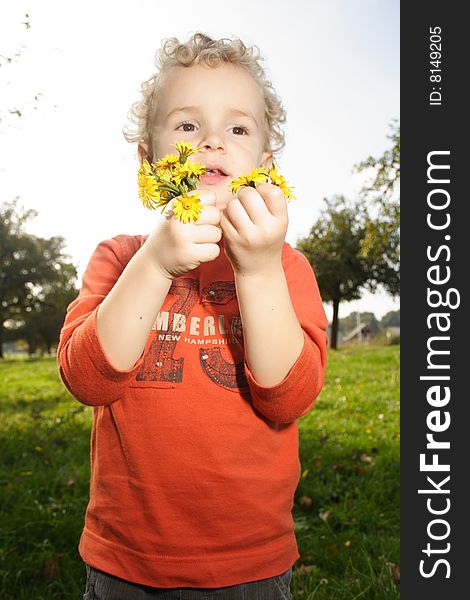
[141,63,272,209]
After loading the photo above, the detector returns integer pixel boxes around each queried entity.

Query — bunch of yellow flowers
[138,142,295,223]
[229,165,296,200]
[138,141,206,223]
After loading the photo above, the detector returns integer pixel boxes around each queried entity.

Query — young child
[58,32,327,599]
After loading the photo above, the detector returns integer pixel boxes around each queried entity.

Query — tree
[14,292,75,356]
[355,121,400,297]
[0,199,77,357]
[360,204,400,297]
[297,122,400,349]
[297,195,399,349]
[12,241,78,355]
[380,310,400,329]
[297,196,368,349]
[0,12,42,130]
[355,119,400,202]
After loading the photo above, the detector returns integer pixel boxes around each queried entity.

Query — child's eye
[177,122,196,132]
[231,126,248,135]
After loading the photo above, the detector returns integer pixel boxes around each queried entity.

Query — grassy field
[0,345,399,599]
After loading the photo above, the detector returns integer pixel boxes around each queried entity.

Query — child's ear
[260,151,273,171]
[138,143,152,164]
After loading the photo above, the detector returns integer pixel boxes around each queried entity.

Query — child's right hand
[143,191,222,280]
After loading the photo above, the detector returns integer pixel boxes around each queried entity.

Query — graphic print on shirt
[135,278,248,390]
[136,278,199,382]
[198,281,247,389]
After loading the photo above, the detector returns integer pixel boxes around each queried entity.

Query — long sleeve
[57,235,145,406]
[244,246,328,424]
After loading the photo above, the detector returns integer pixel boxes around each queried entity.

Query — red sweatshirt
[57,234,327,588]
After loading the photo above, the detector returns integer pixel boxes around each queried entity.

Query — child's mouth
[201,168,229,185]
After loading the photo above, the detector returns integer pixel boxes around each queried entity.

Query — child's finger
[192,243,221,264]
[193,224,222,244]
[220,207,239,239]
[255,183,288,219]
[164,190,220,225]
[196,205,221,227]
[237,186,270,224]
[192,191,220,226]
[225,197,255,232]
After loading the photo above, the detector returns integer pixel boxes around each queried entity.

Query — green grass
[0,346,399,599]
[294,345,400,598]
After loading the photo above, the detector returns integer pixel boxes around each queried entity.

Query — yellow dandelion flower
[138,145,207,215]
[229,175,249,194]
[278,181,296,200]
[156,154,179,170]
[185,161,206,179]
[172,193,202,223]
[140,159,154,176]
[246,167,269,184]
[267,164,282,186]
[171,162,192,185]
[229,167,268,194]
[174,141,201,162]
[138,170,161,209]
[268,165,296,200]
[156,167,174,182]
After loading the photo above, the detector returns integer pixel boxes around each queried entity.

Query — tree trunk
[27,339,36,357]
[0,320,5,359]
[330,297,340,350]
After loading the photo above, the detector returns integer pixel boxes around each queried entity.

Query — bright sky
[0,0,400,321]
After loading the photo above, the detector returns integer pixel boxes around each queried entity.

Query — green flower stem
[185,177,198,189]
[156,181,181,195]
[158,199,172,214]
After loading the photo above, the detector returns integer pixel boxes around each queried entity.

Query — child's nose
[199,131,226,152]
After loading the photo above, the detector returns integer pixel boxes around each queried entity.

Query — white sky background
[0,0,400,321]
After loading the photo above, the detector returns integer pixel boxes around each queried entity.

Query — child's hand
[220,183,288,276]
[144,191,222,280]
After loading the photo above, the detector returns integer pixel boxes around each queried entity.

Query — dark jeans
[83,564,293,600]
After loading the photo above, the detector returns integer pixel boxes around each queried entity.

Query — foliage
[380,310,400,329]
[297,196,368,304]
[298,122,400,348]
[355,121,400,297]
[355,120,400,202]
[0,12,42,128]
[0,199,78,357]
[0,345,399,598]
[14,281,78,355]
[360,204,400,298]
[297,195,398,348]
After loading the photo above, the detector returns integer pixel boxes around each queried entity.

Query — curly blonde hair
[122,32,286,158]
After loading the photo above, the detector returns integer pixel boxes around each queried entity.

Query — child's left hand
[220,183,288,276]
